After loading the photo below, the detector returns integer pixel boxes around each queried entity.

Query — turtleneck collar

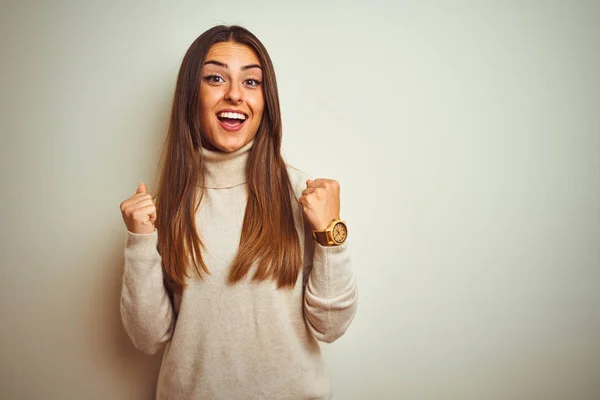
[199,138,254,189]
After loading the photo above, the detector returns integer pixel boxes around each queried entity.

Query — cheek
[199,89,218,123]
[250,94,265,120]
[198,103,211,127]
[199,84,219,104]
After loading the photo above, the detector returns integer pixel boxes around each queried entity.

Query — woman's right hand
[120,182,157,234]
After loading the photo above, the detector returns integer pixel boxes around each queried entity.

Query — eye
[204,75,224,84]
[244,78,262,87]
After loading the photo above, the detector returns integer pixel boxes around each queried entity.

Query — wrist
[312,219,348,246]
[313,216,340,232]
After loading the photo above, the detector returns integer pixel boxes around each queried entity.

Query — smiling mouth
[217,112,247,131]
[218,116,244,126]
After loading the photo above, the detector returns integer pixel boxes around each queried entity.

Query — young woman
[119,25,357,399]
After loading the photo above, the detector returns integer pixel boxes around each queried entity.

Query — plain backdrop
[1,1,599,399]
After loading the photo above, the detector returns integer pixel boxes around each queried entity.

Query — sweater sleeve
[302,218,358,343]
[120,228,175,355]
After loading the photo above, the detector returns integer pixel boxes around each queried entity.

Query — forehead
[205,42,261,66]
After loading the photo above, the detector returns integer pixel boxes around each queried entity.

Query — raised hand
[298,178,341,231]
[120,182,157,234]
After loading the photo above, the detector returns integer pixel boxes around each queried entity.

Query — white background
[1,1,599,399]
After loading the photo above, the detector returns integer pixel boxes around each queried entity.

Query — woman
[119,25,357,399]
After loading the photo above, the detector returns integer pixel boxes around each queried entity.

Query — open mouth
[217,111,247,131]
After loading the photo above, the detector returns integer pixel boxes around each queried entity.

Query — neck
[200,139,254,189]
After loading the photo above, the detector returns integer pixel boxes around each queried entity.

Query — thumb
[136,182,147,194]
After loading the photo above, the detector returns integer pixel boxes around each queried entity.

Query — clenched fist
[120,182,157,234]
[298,178,341,231]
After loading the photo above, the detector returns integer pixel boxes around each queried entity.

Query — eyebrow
[204,60,263,71]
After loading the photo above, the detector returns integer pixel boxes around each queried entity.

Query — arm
[303,217,358,343]
[120,228,175,355]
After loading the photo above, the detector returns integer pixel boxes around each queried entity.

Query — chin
[213,134,251,153]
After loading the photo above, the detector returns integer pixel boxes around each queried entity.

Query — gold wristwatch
[312,219,348,246]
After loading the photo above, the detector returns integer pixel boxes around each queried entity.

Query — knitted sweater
[120,138,358,399]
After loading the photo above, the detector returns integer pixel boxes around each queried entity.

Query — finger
[306,178,320,188]
[298,196,308,208]
[306,178,329,189]
[143,211,157,225]
[123,198,155,215]
[149,211,157,224]
[132,197,155,209]
[121,195,152,211]
[121,194,149,212]
[299,195,316,209]
[302,187,317,196]
[134,204,156,224]
[132,193,153,205]
[136,182,147,194]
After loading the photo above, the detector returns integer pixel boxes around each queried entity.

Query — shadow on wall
[88,229,164,396]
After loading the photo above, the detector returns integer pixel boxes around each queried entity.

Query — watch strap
[312,230,331,246]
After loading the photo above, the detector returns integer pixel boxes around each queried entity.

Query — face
[199,41,265,152]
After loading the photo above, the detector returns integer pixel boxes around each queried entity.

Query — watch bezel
[329,220,348,245]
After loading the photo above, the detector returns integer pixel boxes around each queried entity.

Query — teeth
[218,112,246,120]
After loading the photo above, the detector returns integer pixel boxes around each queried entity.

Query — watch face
[332,222,347,244]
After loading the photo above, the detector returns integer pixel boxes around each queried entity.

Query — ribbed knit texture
[120,139,358,399]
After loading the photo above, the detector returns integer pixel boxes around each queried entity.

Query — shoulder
[285,163,312,200]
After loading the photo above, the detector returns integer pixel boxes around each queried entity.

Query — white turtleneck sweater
[120,139,357,400]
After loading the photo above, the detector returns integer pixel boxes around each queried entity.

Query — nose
[224,83,242,104]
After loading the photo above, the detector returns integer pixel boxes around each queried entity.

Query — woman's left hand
[298,178,341,231]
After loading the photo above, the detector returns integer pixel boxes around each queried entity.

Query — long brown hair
[153,25,302,295]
